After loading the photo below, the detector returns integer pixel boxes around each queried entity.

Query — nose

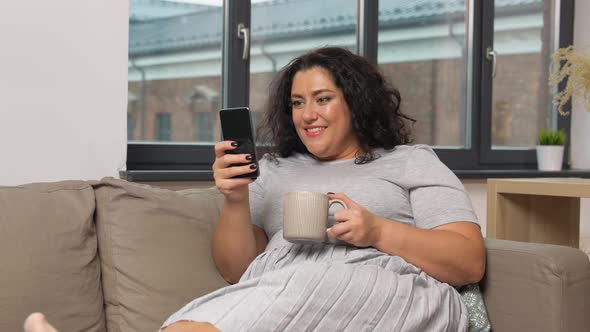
[301,103,319,123]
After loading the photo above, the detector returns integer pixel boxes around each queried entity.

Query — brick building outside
[128,0,550,148]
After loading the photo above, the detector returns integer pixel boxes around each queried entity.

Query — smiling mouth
[305,127,326,136]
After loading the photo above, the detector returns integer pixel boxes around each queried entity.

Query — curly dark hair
[256,46,414,164]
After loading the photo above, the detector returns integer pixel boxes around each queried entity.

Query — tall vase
[536,145,565,171]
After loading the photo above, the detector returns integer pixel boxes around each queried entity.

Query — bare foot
[23,313,58,332]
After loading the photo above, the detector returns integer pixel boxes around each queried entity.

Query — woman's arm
[327,193,485,287]
[212,196,268,284]
[211,141,268,284]
[373,220,485,286]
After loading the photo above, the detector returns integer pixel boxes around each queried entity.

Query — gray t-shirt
[249,144,478,244]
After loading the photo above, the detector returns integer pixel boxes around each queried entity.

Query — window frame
[477,0,574,169]
[126,0,575,182]
[127,0,251,181]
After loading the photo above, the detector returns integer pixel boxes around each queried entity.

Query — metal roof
[129,0,542,57]
[129,0,211,22]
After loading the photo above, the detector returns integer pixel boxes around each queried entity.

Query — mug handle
[328,199,347,216]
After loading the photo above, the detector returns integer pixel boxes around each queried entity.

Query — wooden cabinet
[487,178,590,248]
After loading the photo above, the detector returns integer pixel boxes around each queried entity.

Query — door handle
[486,46,497,78]
[237,23,250,60]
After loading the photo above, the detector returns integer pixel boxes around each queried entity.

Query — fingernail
[231,141,239,147]
[246,155,253,161]
[250,164,258,169]
[327,192,335,195]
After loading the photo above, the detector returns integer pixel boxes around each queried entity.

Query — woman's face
[290,67,361,161]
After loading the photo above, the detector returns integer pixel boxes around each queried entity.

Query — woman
[161,47,485,332]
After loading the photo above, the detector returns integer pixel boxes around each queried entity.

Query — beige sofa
[1,177,589,332]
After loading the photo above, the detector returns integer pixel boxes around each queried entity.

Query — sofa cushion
[93,177,229,332]
[0,181,105,332]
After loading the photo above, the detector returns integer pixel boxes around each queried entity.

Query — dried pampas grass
[549,46,590,115]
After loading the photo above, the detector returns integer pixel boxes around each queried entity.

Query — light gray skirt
[161,240,468,332]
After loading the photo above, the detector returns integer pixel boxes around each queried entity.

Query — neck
[312,147,366,162]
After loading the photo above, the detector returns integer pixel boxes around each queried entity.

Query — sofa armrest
[481,238,590,332]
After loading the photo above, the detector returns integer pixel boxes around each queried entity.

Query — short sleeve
[402,145,478,229]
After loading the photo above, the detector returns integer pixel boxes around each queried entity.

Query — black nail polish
[250,164,258,169]
[231,141,239,147]
[327,192,335,195]
[246,155,253,161]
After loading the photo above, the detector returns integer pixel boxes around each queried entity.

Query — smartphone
[219,107,259,179]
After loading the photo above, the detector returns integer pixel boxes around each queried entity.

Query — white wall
[570,0,590,169]
[572,0,590,254]
[462,180,488,235]
[0,1,128,185]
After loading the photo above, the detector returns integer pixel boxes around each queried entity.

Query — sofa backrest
[0,181,105,332]
[0,178,230,332]
[93,177,228,332]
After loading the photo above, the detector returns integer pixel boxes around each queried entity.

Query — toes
[23,313,57,332]
[24,312,45,332]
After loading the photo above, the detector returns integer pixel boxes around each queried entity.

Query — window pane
[127,112,135,140]
[156,113,171,141]
[491,0,554,148]
[128,0,222,144]
[196,111,214,141]
[248,0,357,133]
[378,1,469,148]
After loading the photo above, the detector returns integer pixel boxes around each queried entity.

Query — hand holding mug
[213,141,257,203]
[326,193,382,247]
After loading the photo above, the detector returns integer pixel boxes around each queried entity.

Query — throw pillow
[93,177,228,332]
[459,283,492,332]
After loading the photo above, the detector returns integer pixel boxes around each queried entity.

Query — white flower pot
[536,145,565,171]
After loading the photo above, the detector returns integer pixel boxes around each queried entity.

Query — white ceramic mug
[283,191,347,243]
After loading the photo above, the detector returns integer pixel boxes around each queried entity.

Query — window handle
[237,23,250,60]
[486,47,497,78]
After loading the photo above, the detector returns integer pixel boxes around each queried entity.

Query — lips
[304,126,326,137]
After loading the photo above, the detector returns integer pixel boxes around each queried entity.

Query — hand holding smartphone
[219,107,260,179]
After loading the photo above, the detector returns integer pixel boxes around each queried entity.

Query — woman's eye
[291,100,304,108]
[317,96,331,104]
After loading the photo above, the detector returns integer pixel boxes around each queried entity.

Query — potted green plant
[536,128,567,171]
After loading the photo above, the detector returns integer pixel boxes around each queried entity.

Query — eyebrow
[291,89,335,99]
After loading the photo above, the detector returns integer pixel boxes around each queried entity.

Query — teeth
[306,127,325,133]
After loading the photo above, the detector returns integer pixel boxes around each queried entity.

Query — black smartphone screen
[219,107,259,179]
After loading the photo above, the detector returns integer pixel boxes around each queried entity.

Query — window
[128,0,222,144]
[378,1,469,148]
[127,112,135,140]
[195,111,214,142]
[126,0,574,181]
[478,0,573,167]
[491,0,554,149]
[250,110,261,134]
[155,113,171,141]
[248,0,357,123]
[491,0,554,148]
